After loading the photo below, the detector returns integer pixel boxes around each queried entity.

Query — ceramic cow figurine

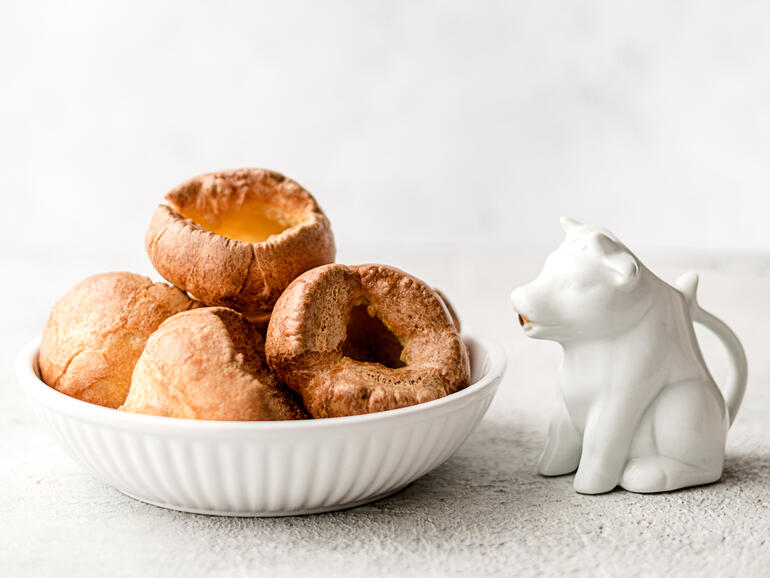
[511,217,747,494]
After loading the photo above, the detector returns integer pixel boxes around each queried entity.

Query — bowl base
[115,485,410,517]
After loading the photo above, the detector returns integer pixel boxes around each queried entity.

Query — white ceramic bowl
[16,334,505,517]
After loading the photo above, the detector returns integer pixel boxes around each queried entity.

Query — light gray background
[1,0,769,257]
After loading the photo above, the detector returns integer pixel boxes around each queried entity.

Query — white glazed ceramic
[17,334,504,516]
[511,217,748,495]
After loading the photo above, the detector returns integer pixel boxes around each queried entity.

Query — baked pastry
[265,264,470,418]
[39,272,198,409]
[120,307,307,421]
[145,168,335,326]
[434,288,461,332]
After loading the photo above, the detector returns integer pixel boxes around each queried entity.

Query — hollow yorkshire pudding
[121,307,307,421]
[39,272,198,409]
[146,168,335,326]
[265,264,470,418]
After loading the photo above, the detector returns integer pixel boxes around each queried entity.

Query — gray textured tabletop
[2,247,769,577]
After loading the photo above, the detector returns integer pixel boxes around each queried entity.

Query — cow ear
[588,232,639,290]
[587,231,620,255]
[560,216,582,234]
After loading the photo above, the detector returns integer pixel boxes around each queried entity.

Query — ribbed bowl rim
[16,334,506,434]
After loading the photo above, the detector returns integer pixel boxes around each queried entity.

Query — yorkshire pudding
[146,168,335,326]
[120,307,307,421]
[265,264,470,418]
[39,272,198,409]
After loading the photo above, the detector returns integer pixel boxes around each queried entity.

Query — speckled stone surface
[2,248,769,577]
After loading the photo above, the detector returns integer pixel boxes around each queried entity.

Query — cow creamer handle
[511,217,748,494]
[675,272,748,426]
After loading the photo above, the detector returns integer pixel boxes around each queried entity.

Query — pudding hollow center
[341,304,405,369]
[179,198,298,243]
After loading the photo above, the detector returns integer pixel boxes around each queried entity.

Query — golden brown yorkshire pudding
[145,168,335,326]
[39,272,198,409]
[265,264,470,418]
[120,307,307,421]
[434,288,461,332]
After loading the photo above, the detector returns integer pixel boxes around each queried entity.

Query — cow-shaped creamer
[511,217,748,494]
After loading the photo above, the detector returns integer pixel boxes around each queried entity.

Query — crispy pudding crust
[265,264,470,418]
[39,272,198,409]
[145,168,335,326]
[120,307,307,421]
